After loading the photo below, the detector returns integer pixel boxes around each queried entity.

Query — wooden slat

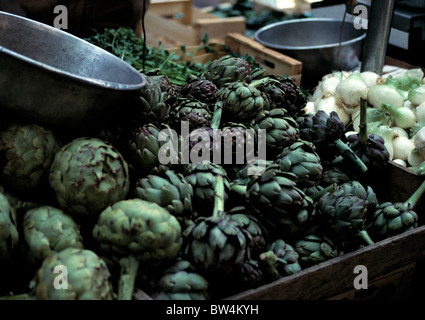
[144,12,198,46]
[194,17,246,44]
[225,33,303,79]
[149,0,193,25]
[226,226,425,300]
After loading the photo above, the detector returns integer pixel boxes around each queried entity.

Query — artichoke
[49,137,130,219]
[245,164,313,238]
[320,165,352,186]
[254,108,299,157]
[0,122,60,199]
[132,74,174,125]
[92,199,182,299]
[126,123,178,176]
[274,140,323,187]
[0,191,18,262]
[183,160,231,214]
[345,133,389,173]
[216,81,270,122]
[179,78,218,105]
[170,97,212,132]
[182,176,248,275]
[297,110,367,172]
[368,180,425,241]
[293,234,339,268]
[237,259,264,289]
[227,206,267,257]
[259,239,302,281]
[314,183,375,247]
[203,55,252,88]
[150,259,209,300]
[31,248,114,300]
[134,169,194,227]
[23,205,84,265]
[255,75,307,117]
[369,202,418,241]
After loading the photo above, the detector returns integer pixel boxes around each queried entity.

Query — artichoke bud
[31,248,114,300]
[23,205,84,266]
[0,122,61,199]
[92,199,182,266]
[0,191,19,262]
[203,55,252,88]
[49,137,130,219]
[370,201,418,241]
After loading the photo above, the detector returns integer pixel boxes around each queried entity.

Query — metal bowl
[0,11,147,127]
[254,18,367,88]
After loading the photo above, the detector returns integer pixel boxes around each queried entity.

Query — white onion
[393,136,415,161]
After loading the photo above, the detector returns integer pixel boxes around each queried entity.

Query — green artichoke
[0,191,18,262]
[237,259,264,289]
[293,234,339,268]
[179,78,218,105]
[274,140,323,187]
[0,122,60,199]
[203,55,252,88]
[345,133,389,173]
[23,206,84,265]
[150,260,209,300]
[315,184,374,247]
[132,74,173,124]
[254,75,307,117]
[216,81,270,122]
[319,165,352,186]
[297,110,367,172]
[245,164,312,238]
[227,206,267,256]
[254,108,299,156]
[259,239,302,281]
[134,169,194,226]
[49,137,130,219]
[126,123,177,176]
[92,199,182,299]
[170,97,212,132]
[183,160,231,214]
[31,248,114,300]
[182,176,248,275]
[369,202,418,241]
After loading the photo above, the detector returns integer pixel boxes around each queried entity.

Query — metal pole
[360,0,396,75]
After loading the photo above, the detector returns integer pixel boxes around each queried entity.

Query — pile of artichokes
[0,52,421,301]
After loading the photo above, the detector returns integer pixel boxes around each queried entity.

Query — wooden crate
[142,0,246,47]
[169,33,303,86]
[224,161,425,300]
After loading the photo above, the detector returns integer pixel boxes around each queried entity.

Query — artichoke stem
[359,230,374,246]
[404,179,425,208]
[259,251,280,280]
[230,183,248,198]
[310,183,337,201]
[359,98,368,145]
[335,139,368,172]
[0,293,34,300]
[210,101,223,130]
[212,175,225,218]
[249,77,271,88]
[118,255,140,300]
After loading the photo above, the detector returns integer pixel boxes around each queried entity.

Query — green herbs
[85,28,214,86]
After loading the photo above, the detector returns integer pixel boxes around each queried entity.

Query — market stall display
[1,0,425,302]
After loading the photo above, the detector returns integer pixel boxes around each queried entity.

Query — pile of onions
[305,68,425,170]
